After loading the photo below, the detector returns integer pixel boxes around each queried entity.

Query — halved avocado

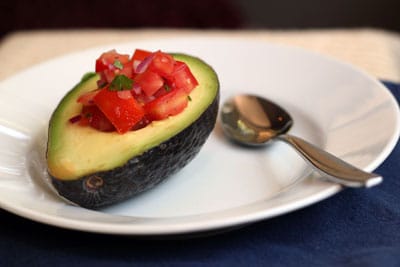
[47,54,219,209]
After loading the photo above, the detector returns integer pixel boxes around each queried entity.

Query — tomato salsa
[70,49,199,134]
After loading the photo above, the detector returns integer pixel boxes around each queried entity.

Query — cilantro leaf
[109,75,133,91]
[113,60,123,70]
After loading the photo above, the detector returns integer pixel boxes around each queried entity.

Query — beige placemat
[1,28,399,82]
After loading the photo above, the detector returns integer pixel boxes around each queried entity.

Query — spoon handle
[278,134,382,187]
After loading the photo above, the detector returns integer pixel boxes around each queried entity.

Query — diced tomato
[93,87,145,134]
[148,51,175,76]
[132,49,152,73]
[95,50,130,73]
[75,49,199,134]
[132,49,152,62]
[121,61,133,78]
[167,61,198,93]
[102,67,133,85]
[77,90,100,106]
[152,85,171,98]
[80,105,115,132]
[144,88,189,121]
[101,69,115,84]
[95,50,131,83]
[135,71,164,97]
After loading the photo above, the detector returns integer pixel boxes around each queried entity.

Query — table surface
[0,29,399,266]
[1,28,400,82]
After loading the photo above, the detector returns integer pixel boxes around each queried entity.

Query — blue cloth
[0,82,399,267]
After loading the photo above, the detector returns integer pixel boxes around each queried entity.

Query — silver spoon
[220,94,382,188]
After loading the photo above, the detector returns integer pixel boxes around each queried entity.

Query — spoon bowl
[221,95,293,146]
[220,94,383,188]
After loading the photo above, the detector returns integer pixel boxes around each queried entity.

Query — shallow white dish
[0,37,399,235]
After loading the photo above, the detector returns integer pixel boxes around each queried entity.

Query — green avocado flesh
[47,54,219,208]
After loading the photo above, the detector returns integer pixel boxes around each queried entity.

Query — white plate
[0,37,399,235]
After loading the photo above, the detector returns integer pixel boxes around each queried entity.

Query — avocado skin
[50,93,219,209]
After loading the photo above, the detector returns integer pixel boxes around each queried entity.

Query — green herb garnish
[164,84,171,92]
[187,95,192,101]
[113,60,123,70]
[109,75,133,91]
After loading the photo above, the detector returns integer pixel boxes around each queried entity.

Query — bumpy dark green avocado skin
[51,94,219,209]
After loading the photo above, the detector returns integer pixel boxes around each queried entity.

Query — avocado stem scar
[85,176,104,190]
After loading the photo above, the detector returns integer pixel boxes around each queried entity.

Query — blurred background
[1,0,399,38]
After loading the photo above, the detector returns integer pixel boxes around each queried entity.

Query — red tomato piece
[101,63,133,84]
[132,49,152,73]
[144,88,189,121]
[95,50,130,72]
[95,50,131,83]
[121,61,133,78]
[77,90,100,106]
[149,51,175,76]
[101,69,116,84]
[167,61,198,93]
[93,88,145,134]
[132,49,152,62]
[135,71,164,97]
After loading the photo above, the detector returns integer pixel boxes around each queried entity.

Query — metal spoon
[220,94,382,188]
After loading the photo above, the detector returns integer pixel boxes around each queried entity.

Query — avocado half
[46,54,219,209]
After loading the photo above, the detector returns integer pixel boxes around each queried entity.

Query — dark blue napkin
[0,81,399,267]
